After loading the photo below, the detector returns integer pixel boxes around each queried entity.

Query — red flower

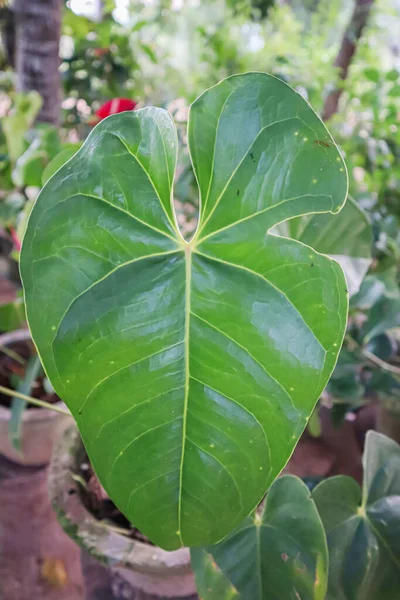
[95,98,137,121]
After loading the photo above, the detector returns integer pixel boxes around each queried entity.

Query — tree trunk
[14,0,62,126]
[322,0,375,121]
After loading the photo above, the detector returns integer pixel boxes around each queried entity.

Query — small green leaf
[21,73,348,549]
[351,268,399,311]
[388,84,400,98]
[2,92,42,164]
[192,476,328,600]
[308,405,322,438]
[386,69,399,82]
[12,125,60,187]
[361,295,400,342]
[0,192,25,229]
[313,431,400,600]
[0,292,26,332]
[363,68,380,83]
[41,144,81,185]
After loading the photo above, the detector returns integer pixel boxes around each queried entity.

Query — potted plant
[21,72,357,594]
[191,430,400,600]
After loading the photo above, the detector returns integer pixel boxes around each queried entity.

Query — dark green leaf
[192,476,328,600]
[361,295,400,342]
[0,192,25,228]
[366,334,397,362]
[351,268,399,311]
[21,73,348,549]
[313,431,400,600]
[0,293,26,332]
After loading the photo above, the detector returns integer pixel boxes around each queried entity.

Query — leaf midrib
[177,246,192,545]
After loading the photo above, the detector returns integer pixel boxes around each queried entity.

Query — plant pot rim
[48,424,192,575]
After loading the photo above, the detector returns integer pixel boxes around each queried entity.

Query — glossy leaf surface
[273,196,372,297]
[191,476,328,600]
[313,431,400,600]
[42,144,82,185]
[21,73,348,549]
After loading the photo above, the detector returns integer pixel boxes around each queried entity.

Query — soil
[78,456,155,546]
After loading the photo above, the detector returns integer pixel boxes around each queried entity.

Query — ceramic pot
[48,424,197,599]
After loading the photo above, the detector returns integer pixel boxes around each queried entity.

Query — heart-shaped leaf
[191,475,328,600]
[21,73,348,550]
[312,431,400,600]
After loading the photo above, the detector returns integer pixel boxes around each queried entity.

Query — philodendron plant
[21,73,348,550]
[191,431,400,600]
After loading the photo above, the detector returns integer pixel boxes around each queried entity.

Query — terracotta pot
[48,425,197,599]
[0,329,71,466]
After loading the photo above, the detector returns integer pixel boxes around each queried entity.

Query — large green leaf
[21,73,348,550]
[273,196,372,296]
[313,431,400,600]
[191,475,328,600]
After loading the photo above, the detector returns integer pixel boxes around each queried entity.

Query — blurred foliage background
[0,0,400,432]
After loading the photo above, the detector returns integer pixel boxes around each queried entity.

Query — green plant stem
[0,344,26,365]
[0,384,71,416]
[362,349,400,376]
[345,334,400,378]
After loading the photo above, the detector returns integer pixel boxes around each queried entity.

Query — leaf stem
[0,384,71,416]
[362,349,400,376]
[345,334,400,377]
[0,344,26,365]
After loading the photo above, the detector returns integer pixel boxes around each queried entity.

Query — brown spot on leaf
[314,140,330,148]
[281,552,289,562]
